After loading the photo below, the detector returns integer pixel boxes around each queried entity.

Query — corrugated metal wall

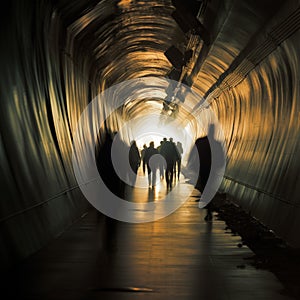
[214,29,300,247]
[0,1,91,269]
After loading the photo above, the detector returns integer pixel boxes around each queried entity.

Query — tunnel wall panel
[0,1,91,269]
[214,30,300,247]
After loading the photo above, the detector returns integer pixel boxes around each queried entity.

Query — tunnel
[0,0,300,298]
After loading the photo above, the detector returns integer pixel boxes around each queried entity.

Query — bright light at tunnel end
[72,77,226,223]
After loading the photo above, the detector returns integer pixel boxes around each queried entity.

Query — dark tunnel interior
[0,0,300,277]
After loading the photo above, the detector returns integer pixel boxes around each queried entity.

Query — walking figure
[128,140,141,185]
[160,137,180,189]
[141,144,147,174]
[157,140,165,179]
[144,141,159,188]
[176,141,183,179]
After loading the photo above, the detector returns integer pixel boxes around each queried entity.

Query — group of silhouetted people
[97,135,183,190]
[95,124,225,221]
[125,137,184,188]
[139,138,183,189]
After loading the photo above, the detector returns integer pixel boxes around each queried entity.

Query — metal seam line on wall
[0,185,80,224]
[200,5,300,106]
[223,175,297,207]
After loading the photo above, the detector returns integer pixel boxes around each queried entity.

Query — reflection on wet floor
[124,169,185,203]
[1,179,292,300]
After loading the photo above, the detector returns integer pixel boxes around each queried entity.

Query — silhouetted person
[157,140,165,179]
[95,131,125,197]
[128,140,141,185]
[160,137,180,188]
[176,141,183,179]
[144,141,159,188]
[169,138,177,177]
[191,124,226,221]
[195,137,211,191]
[193,135,212,220]
[141,144,147,174]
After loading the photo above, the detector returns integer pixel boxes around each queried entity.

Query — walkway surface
[1,176,293,300]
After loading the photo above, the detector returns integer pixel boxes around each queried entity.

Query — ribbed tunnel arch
[0,0,299,269]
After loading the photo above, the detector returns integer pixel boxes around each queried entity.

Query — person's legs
[169,162,174,187]
[159,163,164,179]
[166,162,173,188]
[177,159,181,179]
[152,168,157,187]
[165,168,169,187]
[204,203,213,221]
[147,164,152,187]
[173,162,176,179]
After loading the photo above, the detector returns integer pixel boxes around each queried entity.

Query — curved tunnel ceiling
[0,0,300,269]
[57,0,289,138]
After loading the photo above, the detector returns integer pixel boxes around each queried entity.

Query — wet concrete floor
[1,175,293,299]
